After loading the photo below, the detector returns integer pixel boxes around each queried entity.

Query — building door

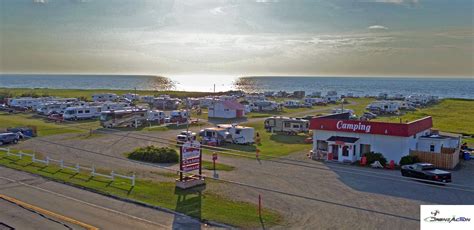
[236,109,243,117]
[331,144,339,160]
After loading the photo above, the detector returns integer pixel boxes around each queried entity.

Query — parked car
[48,113,64,122]
[6,127,36,139]
[0,133,20,146]
[176,131,197,144]
[401,163,452,183]
[363,112,377,119]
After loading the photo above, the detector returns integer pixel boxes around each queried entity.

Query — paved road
[0,167,207,230]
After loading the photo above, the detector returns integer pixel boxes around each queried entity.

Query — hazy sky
[1,0,473,77]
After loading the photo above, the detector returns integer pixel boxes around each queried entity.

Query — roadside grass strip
[0,149,281,228]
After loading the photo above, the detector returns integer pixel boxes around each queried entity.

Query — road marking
[0,193,99,230]
[0,176,171,229]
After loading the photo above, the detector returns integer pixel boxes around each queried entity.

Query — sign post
[212,153,218,178]
[176,140,205,189]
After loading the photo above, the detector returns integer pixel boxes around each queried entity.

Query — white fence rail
[0,148,135,186]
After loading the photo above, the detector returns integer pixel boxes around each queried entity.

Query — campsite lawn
[0,112,97,136]
[221,121,312,157]
[0,150,280,228]
[344,97,376,116]
[375,99,474,136]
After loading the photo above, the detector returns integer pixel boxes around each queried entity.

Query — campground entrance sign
[176,140,205,189]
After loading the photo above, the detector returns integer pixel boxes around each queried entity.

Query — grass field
[375,99,474,136]
[344,97,377,116]
[0,112,96,136]
[222,121,312,157]
[0,150,280,228]
[0,88,221,100]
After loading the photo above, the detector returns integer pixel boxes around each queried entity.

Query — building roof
[221,100,245,110]
[327,136,360,143]
[310,116,433,137]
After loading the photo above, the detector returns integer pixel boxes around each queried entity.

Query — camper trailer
[264,116,309,135]
[249,100,280,112]
[100,109,148,128]
[216,124,255,144]
[63,106,102,120]
[365,101,399,114]
[199,127,232,146]
[147,110,166,123]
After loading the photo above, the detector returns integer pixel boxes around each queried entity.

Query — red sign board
[212,153,218,161]
[310,116,432,137]
[183,164,200,172]
[182,157,200,166]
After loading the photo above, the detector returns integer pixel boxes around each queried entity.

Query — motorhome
[199,127,232,146]
[99,102,130,111]
[153,97,181,110]
[216,124,255,144]
[147,110,166,123]
[99,109,148,128]
[264,116,309,135]
[366,101,399,114]
[140,95,155,104]
[324,95,339,103]
[63,106,102,120]
[249,100,280,112]
[406,95,439,106]
[123,93,140,101]
[169,110,189,123]
[92,93,119,102]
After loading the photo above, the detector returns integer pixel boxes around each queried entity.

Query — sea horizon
[1,73,473,99]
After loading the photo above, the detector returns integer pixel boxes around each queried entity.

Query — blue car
[0,133,20,146]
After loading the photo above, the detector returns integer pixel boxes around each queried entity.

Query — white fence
[0,148,135,186]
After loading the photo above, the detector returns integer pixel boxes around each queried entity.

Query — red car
[48,113,64,123]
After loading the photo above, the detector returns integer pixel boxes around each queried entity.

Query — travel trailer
[332,108,355,116]
[99,102,130,111]
[153,97,181,110]
[100,109,148,128]
[199,127,232,146]
[264,116,309,135]
[216,124,255,144]
[36,102,81,115]
[147,110,166,123]
[140,95,155,104]
[63,106,102,120]
[283,100,302,108]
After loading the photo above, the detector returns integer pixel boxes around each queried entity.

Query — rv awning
[327,136,359,143]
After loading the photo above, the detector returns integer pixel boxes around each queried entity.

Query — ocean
[0,74,473,99]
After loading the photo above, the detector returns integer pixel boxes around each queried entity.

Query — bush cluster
[363,152,387,166]
[127,146,179,163]
[399,155,420,166]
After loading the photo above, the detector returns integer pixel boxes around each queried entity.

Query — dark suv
[0,133,20,146]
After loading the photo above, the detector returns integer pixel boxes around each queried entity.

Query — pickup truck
[401,163,452,183]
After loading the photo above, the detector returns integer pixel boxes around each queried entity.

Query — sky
[0,0,473,77]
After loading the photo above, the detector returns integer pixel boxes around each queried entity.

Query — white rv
[216,124,255,144]
[147,110,166,123]
[366,101,399,114]
[99,102,130,111]
[63,106,102,120]
[304,98,326,105]
[123,93,140,101]
[264,116,309,135]
[283,100,302,108]
[92,93,119,102]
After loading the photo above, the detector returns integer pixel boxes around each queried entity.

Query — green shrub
[127,146,179,163]
[399,155,420,166]
[363,152,387,166]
